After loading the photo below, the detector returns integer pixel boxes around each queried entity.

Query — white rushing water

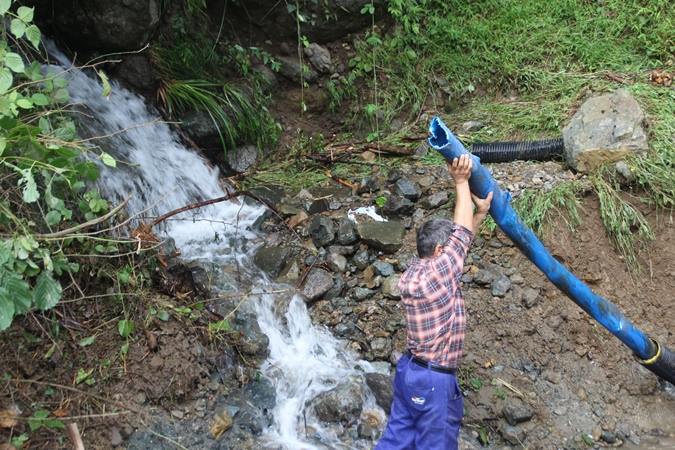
[50,47,384,448]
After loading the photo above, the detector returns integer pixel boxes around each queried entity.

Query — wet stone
[301,268,334,302]
[309,216,336,248]
[502,400,534,425]
[313,381,364,424]
[491,275,512,297]
[253,246,292,279]
[419,191,449,209]
[337,218,359,245]
[372,261,395,277]
[383,195,415,217]
[357,221,406,254]
[394,178,422,201]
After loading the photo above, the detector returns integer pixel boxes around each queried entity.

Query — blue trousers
[375,354,463,450]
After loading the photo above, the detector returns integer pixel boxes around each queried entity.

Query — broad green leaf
[28,410,49,432]
[100,152,116,167]
[52,87,69,103]
[157,310,170,321]
[31,92,49,106]
[0,0,11,16]
[0,136,5,156]
[17,6,33,22]
[0,286,15,331]
[78,335,96,347]
[2,273,31,314]
[25,61,42,81]
[118,319,134,338]
[38,117,51,133]
[0,68,13,93]
[75,367,93,384]
[18,169,38,203]
[15,98,32,109]
[33,271,62,310]
[10,19,25,39]
[45,210,61,226]
[4,52,25,73]
[25,24,41,49]
[97,70,111,97]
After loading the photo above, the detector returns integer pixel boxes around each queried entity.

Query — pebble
[110,427,123,446]
[491,275,512,297]
[171,409,184,419]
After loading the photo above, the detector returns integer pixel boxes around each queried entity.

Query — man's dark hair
[416,218,455,258]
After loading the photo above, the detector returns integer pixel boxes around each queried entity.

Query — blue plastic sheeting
[428,116,654,360]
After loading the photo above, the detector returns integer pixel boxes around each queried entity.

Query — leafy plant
[27,409,64,432]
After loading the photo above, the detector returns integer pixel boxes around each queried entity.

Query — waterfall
[49,46,385,448]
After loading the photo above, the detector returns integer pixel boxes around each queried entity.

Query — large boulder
[357,221,406,254]
[563,89,648,172]
[365,372,393,411]
[32,0,161,51]
[228,0,386,44]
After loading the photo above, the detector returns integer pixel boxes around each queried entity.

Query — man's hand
[471,191,494,214]
[447,154,472,184]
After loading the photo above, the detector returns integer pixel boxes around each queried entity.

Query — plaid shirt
[398,223,474,368]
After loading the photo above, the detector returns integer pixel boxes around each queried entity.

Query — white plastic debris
[347,206,386,223]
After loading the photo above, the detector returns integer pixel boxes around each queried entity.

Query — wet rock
[337,218,359,245]
[301,268,334,302]
[226,145,257,174]
[357,176,379,194]
[247,185,285,211]
[309,216,336,248]
[372,261,395,277]
[502,400,534,425]
[232,312,270,358]
[313,381,364,424]
[382,195,415,217]
[278,258,302,284]
[419,191,449,210]
[365,372,394,411]
[277,55,318,83]
[352,287,376,301]
[370,337,392,360]
[304,43,332,73]
[462,120,485,132]
[244,377,276,413]
[41,0,161,51]
[352,249,371,270]
[382,275,401,299]
[394,178,422,201]
[253,246,292,279]
[601,431,618,444]
[327,252,347,273]
[357,221,406,254]
[563,89,648,172]
[234,404,266,435]
[324,275,345,299]
[500,425,526,446]
[116,54,156,97]
[491,275,512,297]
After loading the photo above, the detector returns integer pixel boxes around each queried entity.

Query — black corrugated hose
[470,138,564,163]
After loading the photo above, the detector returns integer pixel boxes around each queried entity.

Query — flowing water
[48,47,385,448]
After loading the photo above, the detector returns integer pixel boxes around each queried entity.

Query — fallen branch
[66,422,85,450]
[36,196,130,239]
[151,190,278,227]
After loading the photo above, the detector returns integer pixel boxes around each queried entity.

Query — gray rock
[313,381,364,424]
[461,120,485,132]
[327,244,357,256]
[501,425,526,446]
[309,216,336,248]
[226,145,257,173]
[110,427,123,446]
[615,160,635,182]
[473,265,500,286]
[419,191,449,209]
[301,268,334,302]
[352,287,376,300]
[324,275,345,300]
[357,176,379,194]
[327,252,347,273]
[491,275,512,297]
[372,261,395,277]
[337,218,359,245]
[254,246,292,279]
[382,195,415,217]
[277,55,318,83]
[365,372,393,411]
[304,43,332,73]
[352,249,371,270]
[232,312,270,358]
[502,400,534,425]
[394,178,422,201]
[370,337,392,360]
[563,89,648,172]
[382,275,401,299]
[44,0,161,51]
[357,221,406,254]
[522,287,540,308]
[116,54,156,97]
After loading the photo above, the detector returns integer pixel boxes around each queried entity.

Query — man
[376,154,493,449]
